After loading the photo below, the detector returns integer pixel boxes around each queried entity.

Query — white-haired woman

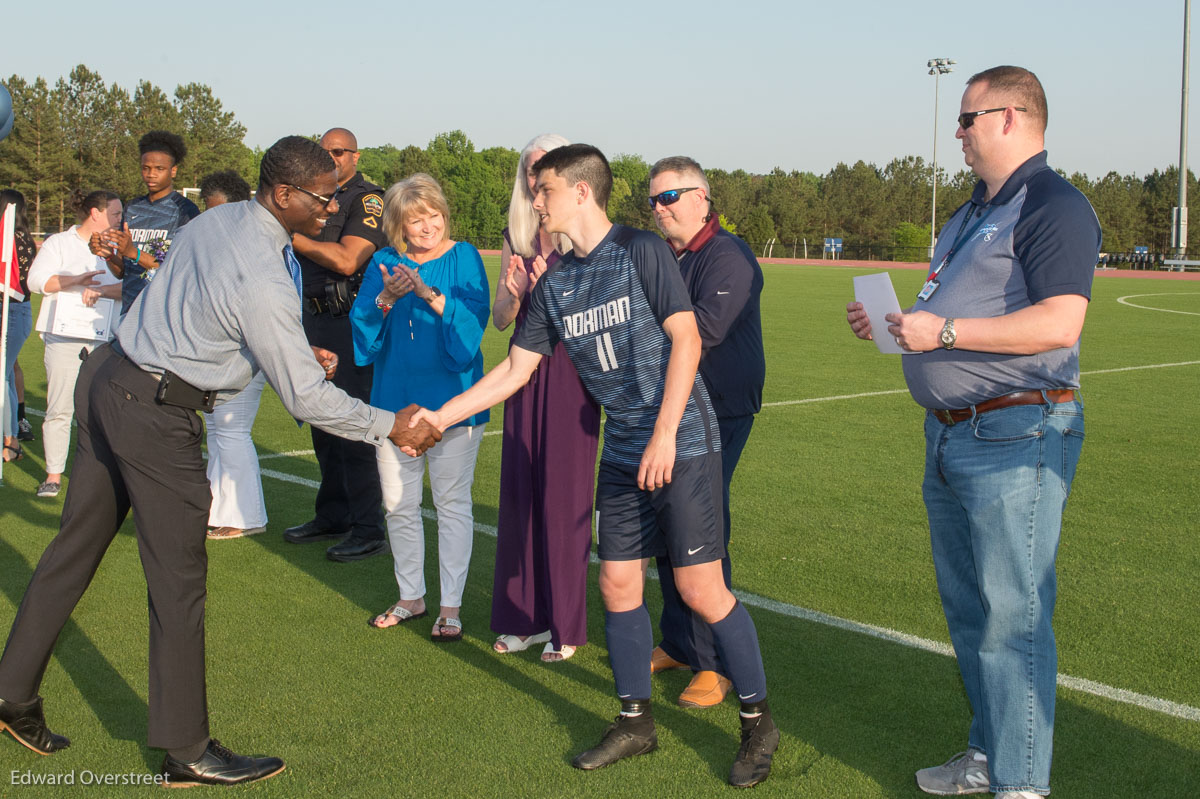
[350,173,490,643]
[489,135,601,662]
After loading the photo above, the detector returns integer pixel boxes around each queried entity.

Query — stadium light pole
[1175,0,1191,257]
[928,58,955,260]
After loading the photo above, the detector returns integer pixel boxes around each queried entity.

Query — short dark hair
[200,170,252,204]
[71,189,120,223]
[138,130,187,165]
[532,143,612,210]
[258,136,336,192]
[967,65,1048,132]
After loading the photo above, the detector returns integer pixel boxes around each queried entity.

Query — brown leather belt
[930,389,1076,426]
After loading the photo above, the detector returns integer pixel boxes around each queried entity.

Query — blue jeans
[4,302,33,437]
[923,395,1084,795]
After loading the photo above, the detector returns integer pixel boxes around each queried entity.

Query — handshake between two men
[308,346,443,458]
[387,405,443,456]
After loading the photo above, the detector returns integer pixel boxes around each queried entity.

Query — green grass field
[1,260,1197,797]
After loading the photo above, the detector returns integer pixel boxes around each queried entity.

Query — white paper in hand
[853,272,911,355]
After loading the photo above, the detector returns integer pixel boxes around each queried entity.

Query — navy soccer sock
[710,600,767,704]
[605,604,653,704]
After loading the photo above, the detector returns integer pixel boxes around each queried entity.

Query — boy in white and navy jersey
[407,144,778,788]
[90,130,200,313]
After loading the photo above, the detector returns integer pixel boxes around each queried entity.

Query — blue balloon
[0,84,13,141]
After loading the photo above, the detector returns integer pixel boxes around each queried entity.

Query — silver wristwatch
[940,318,957,350]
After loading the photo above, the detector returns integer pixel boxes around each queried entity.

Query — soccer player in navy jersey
[89,130,200,313]
[406,144,779,788]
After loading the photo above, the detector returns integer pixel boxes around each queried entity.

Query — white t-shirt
[28,226,122,337]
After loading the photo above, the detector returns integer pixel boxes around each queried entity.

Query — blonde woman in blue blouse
[350,174,490,642]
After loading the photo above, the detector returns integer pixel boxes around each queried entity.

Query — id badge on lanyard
[919,205,992,302]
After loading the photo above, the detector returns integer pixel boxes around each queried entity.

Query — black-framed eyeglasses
[957,106,1027,129]
[648,187,701,208]
[325,148,357,158]
[289,184,338,207]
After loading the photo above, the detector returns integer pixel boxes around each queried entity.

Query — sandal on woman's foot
[431,616,463,643]
[368,602,427,629]
[493,630,552,653]
[541,642,578,662]
[2,443,23,462]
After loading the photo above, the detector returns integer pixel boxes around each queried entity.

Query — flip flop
[2,443,23,463]
[541,642,578,662]
[493,631,552,653]
[431,616,463,643]
[368,603,428,629]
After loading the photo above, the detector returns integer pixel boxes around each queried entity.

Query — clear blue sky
[3,0,1194,178]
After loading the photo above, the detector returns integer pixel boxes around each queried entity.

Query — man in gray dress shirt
[0,136,440,787]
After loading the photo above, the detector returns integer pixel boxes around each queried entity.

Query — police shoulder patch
[362,194,384,217]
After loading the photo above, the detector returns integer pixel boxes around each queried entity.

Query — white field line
[1116,292,1200,316]
[22,359,1200,723]
[255,467,1200,723]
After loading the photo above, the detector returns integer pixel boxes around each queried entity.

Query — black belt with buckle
[109,339,219,413]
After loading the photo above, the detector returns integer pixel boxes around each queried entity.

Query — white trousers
[42,335,98,474]
[202,371,267,529]
[377,425,482,608]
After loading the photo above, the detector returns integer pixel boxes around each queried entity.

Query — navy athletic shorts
[595,450,724,565]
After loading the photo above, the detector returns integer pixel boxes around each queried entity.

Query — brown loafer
[677,671,732,708]
[650,646,689,674]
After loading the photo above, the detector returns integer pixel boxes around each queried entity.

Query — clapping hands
[503,254,547,299]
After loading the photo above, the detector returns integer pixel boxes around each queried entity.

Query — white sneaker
[915,749,990,794]
[995,793,1043,798]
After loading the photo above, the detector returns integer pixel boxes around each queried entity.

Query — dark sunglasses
[957,106,1027,129]
[289,184,338,207]
[325,148,357,158]
[648,187,700,208]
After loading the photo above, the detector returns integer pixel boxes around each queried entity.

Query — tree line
[2,66,1196,259]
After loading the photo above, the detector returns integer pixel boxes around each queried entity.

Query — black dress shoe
[326,536,388,562]
[283,519,347,544]
[0,696,70,755]
[161,738,285,787]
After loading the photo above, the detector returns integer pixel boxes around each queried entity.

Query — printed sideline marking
[255,463,1200,723]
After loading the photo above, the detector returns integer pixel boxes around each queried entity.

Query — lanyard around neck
[927,203,995,282]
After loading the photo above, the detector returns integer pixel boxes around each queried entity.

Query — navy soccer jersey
[513,224,719,466]
[120,192,201,313]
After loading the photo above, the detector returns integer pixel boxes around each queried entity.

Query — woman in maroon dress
[489,134,600,662]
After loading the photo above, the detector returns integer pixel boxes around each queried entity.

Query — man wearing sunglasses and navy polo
[286,127,391,562]
[847,66,1100,799]
[644,157,765,712]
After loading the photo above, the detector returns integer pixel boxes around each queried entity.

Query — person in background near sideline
[847,65,1099,799]
[197,170,268,540]
[89,130,199,314]
[284,128,391,563]
[0,136,441,787]
[353,174,489,643]
[646,156,765,708]
[1,189,35,464]
[489,134,600,663]
[26,190,124,498]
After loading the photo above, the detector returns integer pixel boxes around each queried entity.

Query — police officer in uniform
[284,127,390,561]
